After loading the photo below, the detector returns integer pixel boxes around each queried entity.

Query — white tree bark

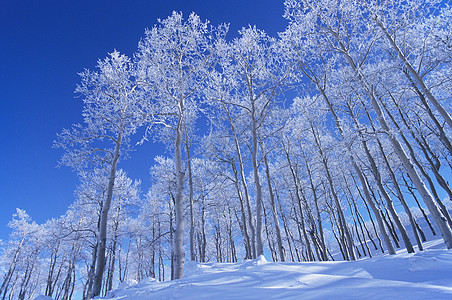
[174,99,185,279]
[251,100,265,257]
[185,139,196,262]
[92,129,123,297]
[262,146,285,262]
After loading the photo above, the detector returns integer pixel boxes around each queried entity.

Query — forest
[1,0,452,299]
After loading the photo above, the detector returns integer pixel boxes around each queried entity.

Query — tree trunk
[342,175,371,257]
[185,140,196,262]
[223,103,257,258]
[174,111,186,278]
[45,241,60,297]
[328,202,348,260]
[303,152,327,260]
[106,232,118,292]
[251,101,264,257]
[262,146,285,262]
[169,194,175,281]
[284,147,315,261]
[230,163,252,259]
[92,128,123,297]
[262,202,277,261]
[402,174,437,236]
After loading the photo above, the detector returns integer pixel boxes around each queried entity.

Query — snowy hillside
[101,239,452,300]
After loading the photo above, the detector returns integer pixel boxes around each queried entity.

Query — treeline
[1,0,452,299]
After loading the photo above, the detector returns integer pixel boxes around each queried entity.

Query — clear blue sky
[0,0,287,240]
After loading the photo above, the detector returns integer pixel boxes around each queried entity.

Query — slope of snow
[103,242,452,300]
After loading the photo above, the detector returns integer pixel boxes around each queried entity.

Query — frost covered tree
[136,12,226,279]
[0,209,43,300]
[283,0,452,249]
[208,26,292,257]
[363,0,452,131]
[281,0,397,255]
[67,168,140,299]
[54,51,146,297]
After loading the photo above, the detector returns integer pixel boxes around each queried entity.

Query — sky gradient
[0,0,287,240]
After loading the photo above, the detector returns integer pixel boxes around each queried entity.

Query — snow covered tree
[0,209,43,300]
[136,11,226,279]
[55,51,146,297]
[208,26,292,257]
[283,0,452,249]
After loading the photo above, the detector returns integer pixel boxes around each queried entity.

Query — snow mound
[102,244,452,300]
[240,255,268,270]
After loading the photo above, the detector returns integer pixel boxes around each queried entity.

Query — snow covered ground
[101,239,452,300]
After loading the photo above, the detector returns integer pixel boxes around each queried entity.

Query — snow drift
[101,240,452,300]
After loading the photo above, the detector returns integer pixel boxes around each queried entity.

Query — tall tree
[137,12,226,278]
[211,26,291,256]
[55,51,145,297]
